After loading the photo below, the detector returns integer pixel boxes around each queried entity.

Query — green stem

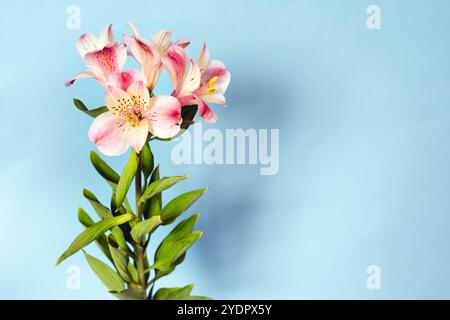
[133,153,146,288]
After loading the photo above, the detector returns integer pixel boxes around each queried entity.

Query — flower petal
[76,33,100,57]
[145,96,182,138]
[161,45,188,94]
[88,111,129,156]
[107,69,147,91]
[64,70,99,87]
[84,43,127,81]
[99,24,114,46]
[180,60,201,93]
[174,38,190,49]
[199,92,227,106]
[127,80,150,112]
[178,93,198,106]
[200,60,231,95]
[125,119,149,153]
[198,101,217,123]
[124,35,161,89]
[126,21,141,37]
[105,86,134,117]
[151,30,172,53]
[198,42,210,70]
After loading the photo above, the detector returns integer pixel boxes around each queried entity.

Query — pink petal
[76,33,100,57]
[145,96,182,138]
[151,30,172,53]
[200,61,231,94]
[88,111,129,156]
[180,60,201,93]
[105,86,134,116]
[84,43,126,81]
[124,35,161,89]
[198,42,210,70]
[161,45,188,94]
[198,101,217,123]
[174,38,190,49]
[64,70,99,87]
[107,69,147,91]
[178,93,198,106]
[126,21,141,37]
[99,24,114,46]
[200,92,227,106]
[126,81,150,112]
[125,119,149,153]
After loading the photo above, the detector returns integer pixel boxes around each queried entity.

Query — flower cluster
[66,23,230,156]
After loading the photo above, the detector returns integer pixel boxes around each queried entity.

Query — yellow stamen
[205,76,218,94]
[126,114,140,127]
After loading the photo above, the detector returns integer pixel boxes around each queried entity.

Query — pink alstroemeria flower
[161,43,230,123]
[123,22,190,91]
[88,69,182,156]
[65,24,127,87]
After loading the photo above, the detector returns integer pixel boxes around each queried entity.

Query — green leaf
[56,213,133,265]
[154,232,202,277]
[110,287,146,300]
[78,208,112,263]
[144,166,162,218]
[152,214,202,278]
[140,143,154,182]
[154,284,194,300]
[161,188,207,224]
[116,150,138,208]
[73,98,109,118]
[90,151,120,187]
[83,251,125,292]
[109,245,130,282]
[83,189,111,219]
[127,262,139,284]
[130,216,162,244]
[138,174,188,207]
[83,189,128,250]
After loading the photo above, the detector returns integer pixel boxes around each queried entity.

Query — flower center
[205,76,218,94]
[126,114,140,127]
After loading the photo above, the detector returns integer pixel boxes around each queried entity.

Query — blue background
[1,0,450,299]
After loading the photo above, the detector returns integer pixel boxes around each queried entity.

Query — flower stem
[133,152,146,289]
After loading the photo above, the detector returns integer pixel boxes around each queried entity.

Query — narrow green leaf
[127,262,139,284]
[138,174,188,206]
[153,232,202,277]
[78,208,112,263]
[110,287,146,300]
[116,150,138,208]
[83,189,111,219]
[130,216,162,244]
[144,166,162,218]
[141,143,154,182]
[109,245,130,282]
[83,189,128,250]
[56,213,133,265]
[73,98,108,118]
[152,214,202,278]
[90,151,120,187]
[83,251,125,292]
[161,188,207,224]
[154,284,194,300]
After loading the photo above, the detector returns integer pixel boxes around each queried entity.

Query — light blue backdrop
[1,0,450,299]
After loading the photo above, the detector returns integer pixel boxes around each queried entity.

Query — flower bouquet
[56,23,230,300]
